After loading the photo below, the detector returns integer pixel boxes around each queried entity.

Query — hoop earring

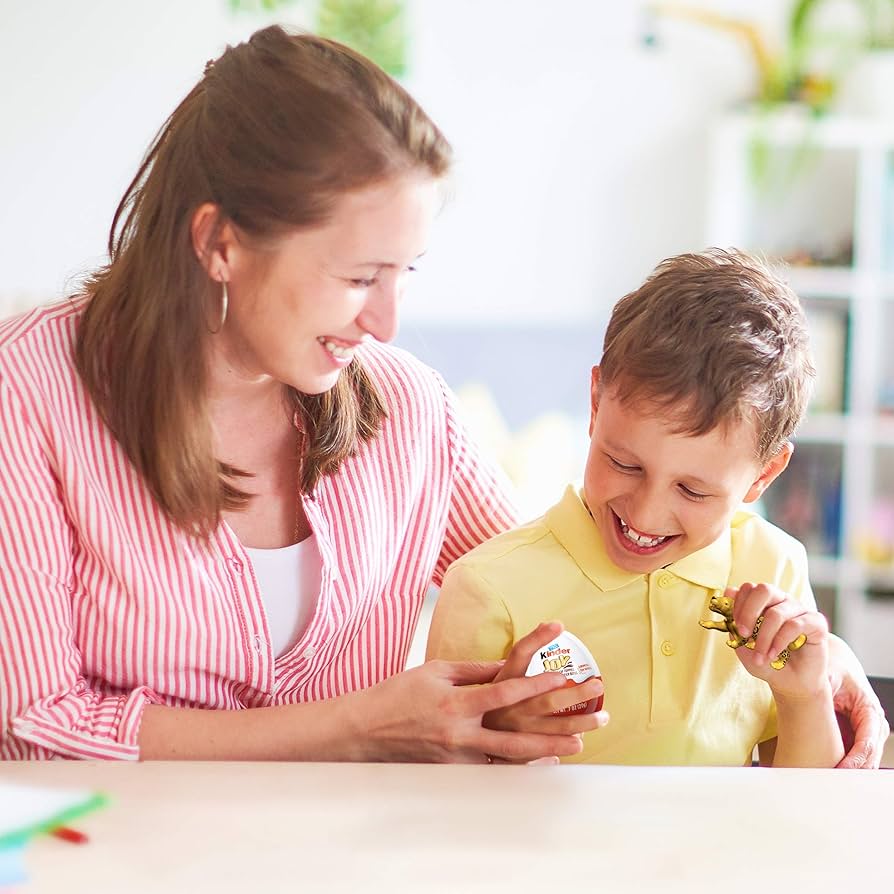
[208,280,228,334]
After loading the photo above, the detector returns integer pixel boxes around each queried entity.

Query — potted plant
[228,0,409,77]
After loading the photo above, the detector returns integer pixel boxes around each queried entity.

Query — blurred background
[3,0,894,674]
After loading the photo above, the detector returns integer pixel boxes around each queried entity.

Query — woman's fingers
[477,727,584,762]
[463,666,569,715]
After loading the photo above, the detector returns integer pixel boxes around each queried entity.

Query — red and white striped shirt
[0,300,518,760]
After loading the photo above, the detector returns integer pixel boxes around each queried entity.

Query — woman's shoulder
[356,339,449,408]
[0,297,84,371]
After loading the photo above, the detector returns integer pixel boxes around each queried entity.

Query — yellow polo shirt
[427,485,816,766]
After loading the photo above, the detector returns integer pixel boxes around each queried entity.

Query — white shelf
[707,110,894,674]
[784,266,856,300]
[718,108,894,149]
[797,414,849,443]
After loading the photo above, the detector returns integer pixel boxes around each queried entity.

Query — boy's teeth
[617,515,668,548]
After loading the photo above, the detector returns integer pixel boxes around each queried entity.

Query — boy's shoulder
[450,513,554,571]
[729,507,807,557]
[445,486,587,592]
[728,506,811,591]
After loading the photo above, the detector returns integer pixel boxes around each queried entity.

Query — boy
[427,249,845,767]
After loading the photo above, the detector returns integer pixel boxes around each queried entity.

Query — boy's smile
[611,508,678,555]
[584,368,791,575]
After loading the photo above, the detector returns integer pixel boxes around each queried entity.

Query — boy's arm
[770,683,842,768]
[427,563,514,664]
[731,582,844,768]
[427,563,606,748]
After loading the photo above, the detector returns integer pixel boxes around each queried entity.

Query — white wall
[0,0,788,321]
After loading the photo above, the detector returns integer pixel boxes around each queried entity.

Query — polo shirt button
[658,572,673,588]
[660,640,675,657]
[302,646,317,660]
[228,557,244,575]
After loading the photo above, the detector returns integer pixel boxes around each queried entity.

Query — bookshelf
[706,109,894,676]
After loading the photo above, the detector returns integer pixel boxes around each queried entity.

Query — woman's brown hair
[75,25,452,538]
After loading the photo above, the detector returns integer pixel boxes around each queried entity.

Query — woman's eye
[608,456,638,473]
[349,278,376,288]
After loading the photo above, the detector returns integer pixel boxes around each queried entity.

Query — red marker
[50,826,89,845]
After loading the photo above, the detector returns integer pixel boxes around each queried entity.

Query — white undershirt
[244,535,322,658]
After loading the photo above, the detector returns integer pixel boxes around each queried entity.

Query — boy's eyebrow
[680,474,716,490]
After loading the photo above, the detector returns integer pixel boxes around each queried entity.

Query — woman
[0,26,884,764]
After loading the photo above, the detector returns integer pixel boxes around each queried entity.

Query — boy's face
[583,368,792,575]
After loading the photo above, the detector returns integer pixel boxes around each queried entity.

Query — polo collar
[545,485,732,593]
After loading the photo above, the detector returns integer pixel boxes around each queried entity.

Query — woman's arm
[138,659,584,762]
[0,377,165,760]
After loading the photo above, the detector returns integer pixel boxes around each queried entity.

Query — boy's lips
[610,508,678,554]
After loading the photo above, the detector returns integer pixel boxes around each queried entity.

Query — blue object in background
[0,845,28,886]
[395,323,605,431]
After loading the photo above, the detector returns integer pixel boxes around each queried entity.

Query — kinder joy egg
[524,630,603,715]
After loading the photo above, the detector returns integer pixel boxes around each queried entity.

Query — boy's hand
[484,622,609,753]
[728,583,831,698]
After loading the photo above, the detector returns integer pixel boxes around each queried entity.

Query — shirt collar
[545,485,732,593]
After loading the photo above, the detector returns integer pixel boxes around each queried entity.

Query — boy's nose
[624,493,669,538]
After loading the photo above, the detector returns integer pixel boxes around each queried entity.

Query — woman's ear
[190,202,235,280]
[589,366,602,437]
[743,440,793,504]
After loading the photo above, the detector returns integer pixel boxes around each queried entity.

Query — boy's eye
[679,484,709,501]
[608,455,639,473]
[349,278,376,288]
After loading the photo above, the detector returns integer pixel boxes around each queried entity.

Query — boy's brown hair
[599,248,816,462]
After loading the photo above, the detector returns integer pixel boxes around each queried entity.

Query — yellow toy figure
[700,593,807,669]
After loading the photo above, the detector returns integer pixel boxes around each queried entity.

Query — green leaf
[315,0,408,77]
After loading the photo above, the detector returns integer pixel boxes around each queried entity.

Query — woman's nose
[357,276,402,343]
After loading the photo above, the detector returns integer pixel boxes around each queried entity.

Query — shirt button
[228,557,244,575]
[660,640,675,657]
[658,572,674,588]
[302,646,317,660]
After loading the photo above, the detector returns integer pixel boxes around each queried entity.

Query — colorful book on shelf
[0,781,107,851]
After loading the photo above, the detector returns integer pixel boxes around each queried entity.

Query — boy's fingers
[767,613,826,664]
[498,621,564,680]
[530,677,604,715]
[733,582,786,639]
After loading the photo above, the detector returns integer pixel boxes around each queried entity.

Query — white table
[3,760,891,894]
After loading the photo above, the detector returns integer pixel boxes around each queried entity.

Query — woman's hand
[730,582,831,698]
[826,634,890,769]
[352,648,593,763]
[484,622,609,753]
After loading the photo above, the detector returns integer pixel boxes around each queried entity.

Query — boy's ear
[743,441,793,504]
[589,366,601,437]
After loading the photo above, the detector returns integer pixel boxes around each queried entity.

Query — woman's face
[214,174,440,395]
